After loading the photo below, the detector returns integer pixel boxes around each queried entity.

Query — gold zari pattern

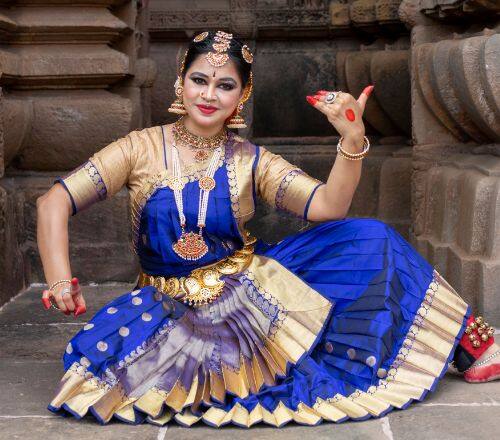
[138,234,257,307]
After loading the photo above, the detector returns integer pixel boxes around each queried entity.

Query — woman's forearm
[36,184,73,287]
[308,134,364,221]
[323,135,363,217]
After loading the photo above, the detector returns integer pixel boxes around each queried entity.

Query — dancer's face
[182,56,243,131]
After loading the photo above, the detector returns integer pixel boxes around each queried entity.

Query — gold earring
[226,102,247,128]
[168,76,187,115]
[226,72,253,129]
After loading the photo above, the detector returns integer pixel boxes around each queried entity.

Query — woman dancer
[37,31,500,427]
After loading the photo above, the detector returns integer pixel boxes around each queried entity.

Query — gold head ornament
[206,31,233,67]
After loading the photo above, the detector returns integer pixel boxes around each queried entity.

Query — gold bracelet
[49,279,72,291]
[337,136,370,160]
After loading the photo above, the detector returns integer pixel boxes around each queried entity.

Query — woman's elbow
[37,185,71,217]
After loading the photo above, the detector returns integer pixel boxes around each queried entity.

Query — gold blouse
[55,126,324,248]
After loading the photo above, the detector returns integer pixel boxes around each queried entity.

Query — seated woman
[36,31,500,428]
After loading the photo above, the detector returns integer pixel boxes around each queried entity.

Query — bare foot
[464,342,500,383]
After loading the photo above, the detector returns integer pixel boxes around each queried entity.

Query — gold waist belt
[138,236,256,307]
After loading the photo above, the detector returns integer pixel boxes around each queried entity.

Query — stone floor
[1,284,499,440]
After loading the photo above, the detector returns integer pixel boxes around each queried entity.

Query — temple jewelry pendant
[167,176,185,191]
[194,150,209,162]
[199,176,216,191]
[172,230,209,261]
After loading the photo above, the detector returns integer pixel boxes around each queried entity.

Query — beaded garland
[171,141,223,261]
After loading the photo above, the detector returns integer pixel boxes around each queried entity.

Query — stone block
[456,171,496,257]
[252,40,339,137]
[377,153,412,221]
[5,6,129,44]
[0,45,130,87]
[342,49,409,136]
[413,33,500,145]
[0,183,26,307]
[11,91,133,170]
[479,261,500,326]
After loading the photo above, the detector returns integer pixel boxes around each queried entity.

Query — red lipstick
[197,104,218,115]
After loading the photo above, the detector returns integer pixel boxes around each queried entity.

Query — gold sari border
[225,135,258,244]
[275,169,323,220]
[57,160,107,214]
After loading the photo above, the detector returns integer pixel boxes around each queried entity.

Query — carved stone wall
[0,1,155,305]
[2,0,497,325]
[400,0,500,324]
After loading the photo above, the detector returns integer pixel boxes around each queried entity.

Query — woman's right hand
[42,278,87,317]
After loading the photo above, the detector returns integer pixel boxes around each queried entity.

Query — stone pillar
[0,0,156,306]
[400,0,500,324]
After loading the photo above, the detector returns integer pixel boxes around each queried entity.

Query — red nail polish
[306,96,318,106]
[42,298,50,310]
[71,277,79,286]
[317,90,328,95]
[64,310,71,316]
[363,85,374,97]
[313,94,321,100]
[345,109,356,121]
[74,306,86,317]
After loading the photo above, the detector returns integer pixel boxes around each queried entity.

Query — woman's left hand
[306,86,374,147]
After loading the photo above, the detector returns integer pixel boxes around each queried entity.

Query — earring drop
[226,102,247,128]
[168,76,187,115]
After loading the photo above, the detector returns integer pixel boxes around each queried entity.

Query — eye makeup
[189,74,237,91]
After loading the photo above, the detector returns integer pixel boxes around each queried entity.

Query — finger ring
[60,287,71,297]
[325,92,338,105]
[49,298,59,310]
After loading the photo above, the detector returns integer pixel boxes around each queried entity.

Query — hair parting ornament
[191,31,254,68]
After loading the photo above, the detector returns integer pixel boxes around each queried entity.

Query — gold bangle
[49,279,72,291]
[337,136,370,160]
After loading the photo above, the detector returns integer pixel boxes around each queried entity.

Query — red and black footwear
[452,315,496,376]
[464,346,500,383]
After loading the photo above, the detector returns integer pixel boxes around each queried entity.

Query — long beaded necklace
[170,140,223,261]
[172,118,227,162]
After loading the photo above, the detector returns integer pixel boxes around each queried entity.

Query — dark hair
[181,31,252,88]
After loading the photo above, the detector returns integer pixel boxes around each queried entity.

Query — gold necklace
[172,118,227,162]
[170,141,223,261]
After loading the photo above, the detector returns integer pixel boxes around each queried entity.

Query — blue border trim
[160,125,168,170]
[251,145,260,206]
[303,182,325,220]
[54,178,77,216]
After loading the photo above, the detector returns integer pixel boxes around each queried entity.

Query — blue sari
[48,127,470,427]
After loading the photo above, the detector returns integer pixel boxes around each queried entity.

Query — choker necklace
[171,140,223,261]
[172,118,227,162]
